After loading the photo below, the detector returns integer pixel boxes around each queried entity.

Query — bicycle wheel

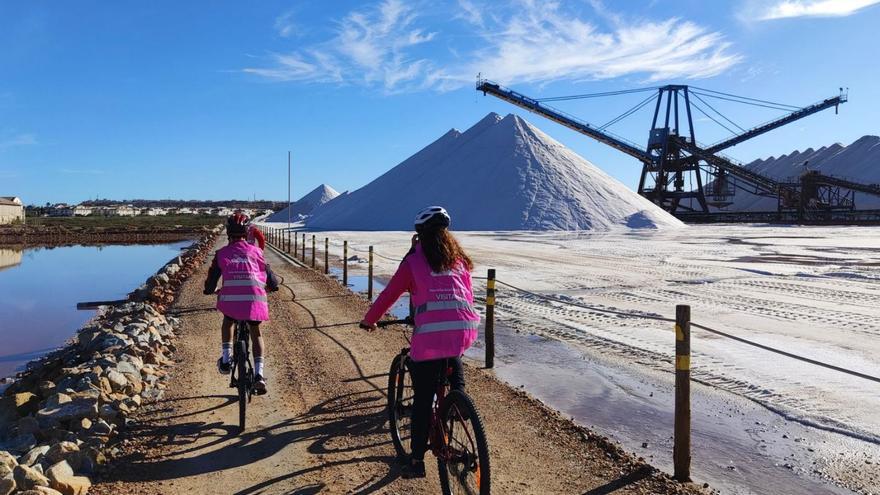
[236,339,248,432]
[438,390,490,495]
[387,353,414,458]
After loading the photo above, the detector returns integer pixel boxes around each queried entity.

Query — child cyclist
[360,206,480,478]
[204,213,279,394]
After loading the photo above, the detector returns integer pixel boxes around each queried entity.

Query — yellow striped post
[485,269,496,368]
[674,304,691,482]
[368,246,374,300]
[311,235,316,268]
[343,241,348,287]
[324,237,329,274]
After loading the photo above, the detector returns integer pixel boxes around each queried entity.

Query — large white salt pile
[306,113,683,231]
[267,184,339,222]
[716,135,880,211]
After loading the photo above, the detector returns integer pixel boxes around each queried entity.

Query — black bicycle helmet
[226,213,249,237]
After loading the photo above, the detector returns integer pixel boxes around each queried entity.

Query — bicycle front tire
[438,390,490,495]
[387,353,413,458]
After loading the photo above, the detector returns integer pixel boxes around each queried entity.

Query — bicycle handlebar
[376,317,414,328]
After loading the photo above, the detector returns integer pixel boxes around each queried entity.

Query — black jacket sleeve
[265,263,279,292]
[204,255,221,294]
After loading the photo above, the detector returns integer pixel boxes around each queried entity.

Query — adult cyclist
[204,213,279,394]
[359,206,480,478]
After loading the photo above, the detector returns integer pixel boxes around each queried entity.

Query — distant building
[0,196,24,224]
[48,203,75,217]
[74,206,94,216]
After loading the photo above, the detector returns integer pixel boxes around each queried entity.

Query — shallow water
[0,242,191,378]
[327,266,411,319]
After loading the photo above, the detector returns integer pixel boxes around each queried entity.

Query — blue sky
[1,0,878,205]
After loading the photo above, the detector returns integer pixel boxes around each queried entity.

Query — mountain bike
[229,318,255,432]
[379,318,491,495]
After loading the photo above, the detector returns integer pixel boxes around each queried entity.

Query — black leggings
[408,356,465,461]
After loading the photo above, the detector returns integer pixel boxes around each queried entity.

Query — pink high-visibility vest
[407,246,479,361]
[216,240,270,321]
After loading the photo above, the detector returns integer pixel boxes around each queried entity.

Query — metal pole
[311,235,316,268]
[343,241,348,287]
[368,246,374,300]
[287,151,291,236]
[324,238,329,274]
[485,269,496,368]
[674,304,692,482]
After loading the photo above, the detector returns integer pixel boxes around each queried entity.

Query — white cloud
[433,1,741,88]
[244,0,436,92]
[455,0,485,27]
[0,133,37,150]
[753,0,880,20]
[245,0,741,92]
[274,10,298,38]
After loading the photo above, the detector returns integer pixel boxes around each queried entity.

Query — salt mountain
[267,184,339,222]
[307,113,682,231]
[716,135,880,212]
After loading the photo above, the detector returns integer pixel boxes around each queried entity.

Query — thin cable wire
[691,90,797,112]
[536,87,658,102]
[691,92,746,133]
[689,86,800,110]
[691,322,880,383]
[690,100,738,136]
[599,93,658,130]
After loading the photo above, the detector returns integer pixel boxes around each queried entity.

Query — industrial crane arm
[705,93,847,154]
[477,80,652,164]
[673,137,781,196]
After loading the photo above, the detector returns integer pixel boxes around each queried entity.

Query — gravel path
[92,239,709,494]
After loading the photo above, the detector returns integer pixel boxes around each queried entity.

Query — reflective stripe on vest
[222,279,266,288]
[414,300,476,316]
[219,294,268,302]
[414,319,479,335]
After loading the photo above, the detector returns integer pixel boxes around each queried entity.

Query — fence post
[301,232,306,260]
[294,230,298,254]
[311,235,316,268]
[287,230,291,253]
[324,238,329,274]
[343,241,348,287]
[485,269,496,368]
[674,304,691,482]
[368,246,374,300]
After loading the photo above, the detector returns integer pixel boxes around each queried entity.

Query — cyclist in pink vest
[360,206,479,478]
[204,213,279,394]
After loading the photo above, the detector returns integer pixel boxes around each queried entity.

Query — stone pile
[0,227,221,495]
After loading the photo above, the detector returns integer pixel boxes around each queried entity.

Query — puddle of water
[0,242,192,378]
[327,266,411,319]
[464,324,855,495]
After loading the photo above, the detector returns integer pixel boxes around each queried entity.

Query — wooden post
[301,232,306,260]
[368,246,374,300]
[294,230,298,254]
[485,269,496,368]
[343,241,348,287]
[311,235,316,268]
[324,238,329,274]
[674,304,692,482]
[287,230,291,253]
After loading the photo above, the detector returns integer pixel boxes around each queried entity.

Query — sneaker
[254,374,267,395]
[400,459,426,479]
[217,358,231,375]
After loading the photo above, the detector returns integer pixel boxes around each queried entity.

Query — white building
[0,196,24,224]
[74,206,94,216]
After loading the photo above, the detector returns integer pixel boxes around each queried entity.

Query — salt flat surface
[313,224,880,493]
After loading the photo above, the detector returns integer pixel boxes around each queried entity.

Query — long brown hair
[419,227,474,273]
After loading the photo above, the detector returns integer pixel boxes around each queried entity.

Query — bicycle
[379,317,491,495]
[229,318,256,432]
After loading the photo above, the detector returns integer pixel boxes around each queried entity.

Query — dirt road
[93,239,708,494]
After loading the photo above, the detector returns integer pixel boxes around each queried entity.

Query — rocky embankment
[0,227,221,495]
[0,224,219,248]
